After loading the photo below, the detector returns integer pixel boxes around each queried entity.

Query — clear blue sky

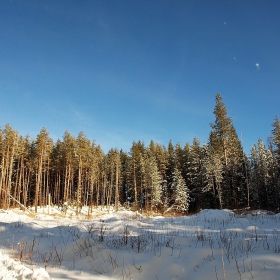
[1,0,279,153]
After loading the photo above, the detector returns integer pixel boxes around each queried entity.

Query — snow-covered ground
[0,206,280,279]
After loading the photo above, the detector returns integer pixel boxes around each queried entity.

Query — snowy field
[0,207,280,280]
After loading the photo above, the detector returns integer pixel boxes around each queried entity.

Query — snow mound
[102,210,143,220]
[249,210,275,216]
[197,209,233,221]
[0,251,50,280]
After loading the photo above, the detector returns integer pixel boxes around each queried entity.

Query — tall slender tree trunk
[35,153,43,213]
[96,174,100,207]
[115,162,119,212]
[133,162,138,207]
[76,156,82,215]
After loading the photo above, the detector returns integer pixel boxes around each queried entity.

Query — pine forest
[1,93,280,214]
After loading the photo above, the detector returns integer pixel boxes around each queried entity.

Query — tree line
[0,93,279,213]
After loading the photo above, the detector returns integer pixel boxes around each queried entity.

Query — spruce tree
[164,167,189,213]
[188,137,206,211]
[204,143,223,209]
[249,144,260,208]
[208,93,247,209]
[249,139,273,209]
[271,116,280,160]
[269,117,280,209]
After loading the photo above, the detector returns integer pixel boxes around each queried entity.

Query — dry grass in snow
[0,206,280,279]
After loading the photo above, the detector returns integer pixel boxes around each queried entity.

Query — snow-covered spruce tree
[250,139,275,209]
[250,139,277,209]
[164,167,189,213]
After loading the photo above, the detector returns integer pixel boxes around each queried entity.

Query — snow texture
[0,206,280,279]
[0,251,50,280]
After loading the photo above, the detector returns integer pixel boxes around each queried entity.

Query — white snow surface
[0,206,280,279]
[0,251,50,280]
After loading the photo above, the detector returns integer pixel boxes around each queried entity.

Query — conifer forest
[1,93,280,213]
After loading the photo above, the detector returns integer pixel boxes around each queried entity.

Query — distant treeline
[0,93,279,214]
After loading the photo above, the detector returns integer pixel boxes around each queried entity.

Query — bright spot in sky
[255,63,260,70]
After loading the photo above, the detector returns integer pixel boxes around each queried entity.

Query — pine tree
[119,149,130,207]
[128,141,146,210]
[61,131,76,204]
[13,135,29,209]
[75,132,91,214]
[0,124,18,209]
[94,145,104,207]
[34,127,52,213]
[143,153,162,212]
[105,148,121,211]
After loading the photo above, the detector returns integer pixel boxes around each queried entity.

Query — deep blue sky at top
[0,0,279,153]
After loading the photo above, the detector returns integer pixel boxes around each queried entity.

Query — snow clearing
[0,206,280,279]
